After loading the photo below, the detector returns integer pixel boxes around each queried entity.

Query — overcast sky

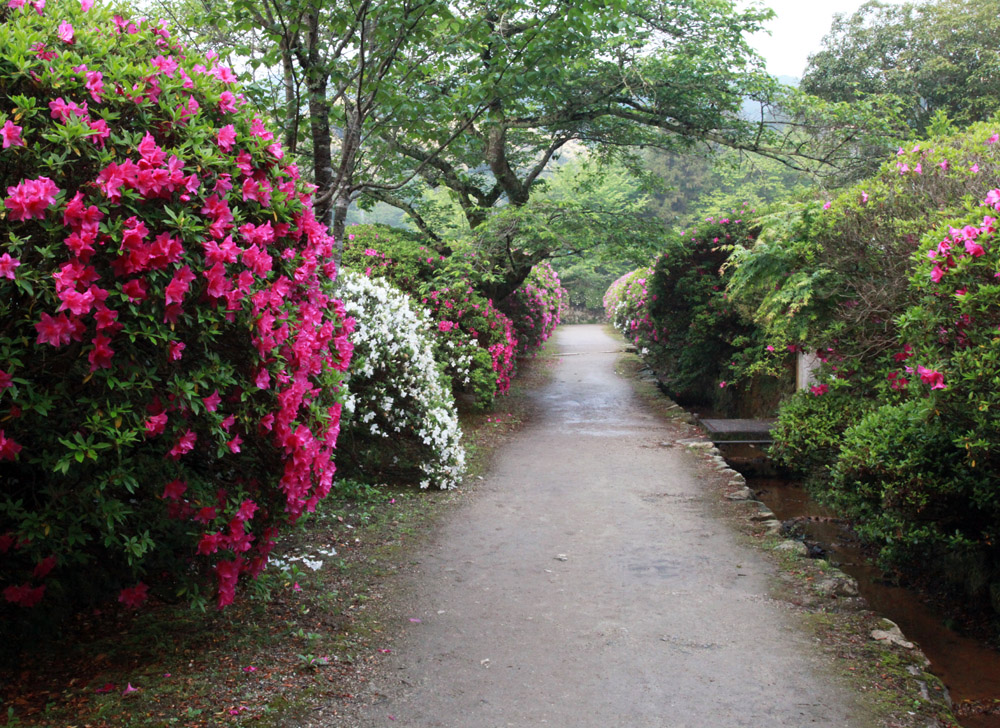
[744,0,907,79]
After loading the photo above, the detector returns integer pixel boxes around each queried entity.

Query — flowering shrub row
[735,123,1000,605]
[645,212,780,408]
[341,224,521,409]
[824,184,1000,588]
[499,261,566,357]
[336,272,465,489]
[602,265,656,346]
[0,0,351,618]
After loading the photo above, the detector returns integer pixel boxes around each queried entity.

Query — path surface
[349,325,872,727]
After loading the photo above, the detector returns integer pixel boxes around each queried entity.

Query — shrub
[603,265,657,347]
[499,261,566,356]
[769,387,873,476]
[729,122,1000,474]
[820,180,1000,597]
[336,272,465,489]
[0,0,351,619]
[421,283,517,402]
[645,211,771,405]
[828,399,984,572]
[342,225,517,409]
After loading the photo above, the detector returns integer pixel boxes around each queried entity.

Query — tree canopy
[801,0,1000,134]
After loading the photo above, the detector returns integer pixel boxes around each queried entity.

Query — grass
[0,345,559,728]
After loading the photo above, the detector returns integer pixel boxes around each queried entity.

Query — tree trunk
[331,104,362,266]
[308,76,334,230]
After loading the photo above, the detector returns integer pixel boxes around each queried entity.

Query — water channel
[718,443,1000,728]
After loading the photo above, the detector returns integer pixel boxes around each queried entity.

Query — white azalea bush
[337,271,465,489]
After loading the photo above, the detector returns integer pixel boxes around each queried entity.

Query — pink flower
[4,176,60,221]
[216,124,236,152]
[33,555,57,579]
[989,133,999,145]
[0,430,22,461]
[235,499,257,522]
[917,365,946,390]
[122,683,139,695]
[165,265,195,306]
[971,163,980,174]
[203,390,221,412]
[162,479,186,499]
[227,435,242,453]
[57,21,75,44]
[118,583,149,609]
[169,341,185,361]
[218,91,237,114]
[0,253,20,279]
[167,429,197,459]
[765,345,775,352]
[0,370,12,390]
[255,368,270,389]
[35,312,75,347]
[122,279,149,303]
[860,192,869,204]
[1,120,24,149]
[822,201,831,210]
[145,412,168,436]
[930,265,946,283]
[197,532,223,555]
[810,383,828,396]
[81,0,93,10]
[719,381,726,388]
[85,70,104,103]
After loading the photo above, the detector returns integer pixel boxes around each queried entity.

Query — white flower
[338,271,466,489]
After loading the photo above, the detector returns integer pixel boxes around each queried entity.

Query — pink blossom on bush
[118,583,148,609]
[1,120,24,148]
[4,176,60,220]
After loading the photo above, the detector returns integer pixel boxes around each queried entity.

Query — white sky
[744,0,907,79]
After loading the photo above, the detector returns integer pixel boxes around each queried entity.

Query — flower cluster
[341,225,520,408]
[337,272,465,489]
[603,265,657,345]
[421,284,517,398]
[0,0,350,616]
[500,261,567,356]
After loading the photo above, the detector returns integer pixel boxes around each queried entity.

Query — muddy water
[720,445,1000,728]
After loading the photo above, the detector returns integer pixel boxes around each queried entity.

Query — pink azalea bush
[603,265,656,346]
[0,0,352,618]
[827,185,1000,589]
[499,261,566,357]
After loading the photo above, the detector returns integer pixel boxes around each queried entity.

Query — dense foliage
[645,211,767,405]
[341,223,521,409]
[0,0,352,618]
[499,261,566,357]
[336,271,465,490]
[820,184,1000,594]
[802,0,1000,134]
[603,265,656,350]
[733,122,1000,472]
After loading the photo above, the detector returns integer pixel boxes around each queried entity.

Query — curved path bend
[349,324,872,727]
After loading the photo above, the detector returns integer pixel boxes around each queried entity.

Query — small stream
[720,444,1000,728]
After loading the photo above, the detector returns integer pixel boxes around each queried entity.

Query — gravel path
[348,324,874,727]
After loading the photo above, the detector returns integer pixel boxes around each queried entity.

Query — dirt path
[346,324,874,727]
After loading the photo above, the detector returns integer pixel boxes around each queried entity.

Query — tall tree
[164,0,471,248]
[365,0,894,292]
[802,0,1000,134]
